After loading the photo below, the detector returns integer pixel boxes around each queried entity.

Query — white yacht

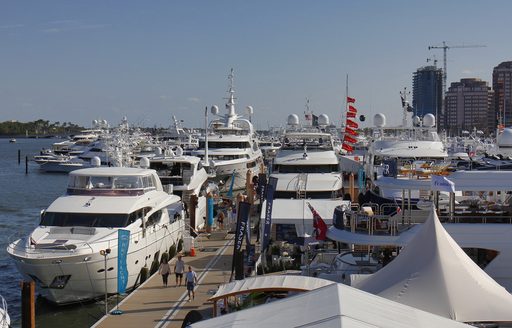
[149,147,210,232]
[192,69,263,191]
[7,166,185,304]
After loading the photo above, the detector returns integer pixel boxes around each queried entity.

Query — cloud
[42,20,109,33]
[462,69,473,75]
[0,24,24,29]
[42,28,63,33]
[79,24,110,30]
[187,97,201,103]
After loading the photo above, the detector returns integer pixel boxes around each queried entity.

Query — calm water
[0,138,114,328]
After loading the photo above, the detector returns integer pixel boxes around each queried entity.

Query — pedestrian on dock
[158,258,171,287]
[185,265,198,301]
[174,254,185,287]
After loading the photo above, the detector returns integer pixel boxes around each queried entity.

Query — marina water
[0,138,112,328]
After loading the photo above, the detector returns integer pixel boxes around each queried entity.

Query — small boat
[9,138,16,143]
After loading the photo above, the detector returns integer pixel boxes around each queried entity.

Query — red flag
[307,203,327,240]
[348,105,357,113]
[346,112,356,118]
[347,96,356,103]
[344,135,357,144]
[345,127,358,136]
[342,143,354,152]
[346,119,359,129]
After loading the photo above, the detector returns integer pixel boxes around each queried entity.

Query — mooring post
[21,280,35,328]
[18,149,21,164]
[25,156,29,174]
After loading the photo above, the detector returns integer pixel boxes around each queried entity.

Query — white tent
[351,207,512,323]
[191,283,473,328]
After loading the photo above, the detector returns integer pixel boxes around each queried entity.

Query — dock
[92,232,239,328]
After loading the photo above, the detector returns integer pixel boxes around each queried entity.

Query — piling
[18,149,21,164]
[21,281,35,328]
[25,156,28,174]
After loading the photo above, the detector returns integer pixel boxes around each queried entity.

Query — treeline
[0,119,84,136]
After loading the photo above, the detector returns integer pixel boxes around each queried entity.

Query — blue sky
[1,1,511,129]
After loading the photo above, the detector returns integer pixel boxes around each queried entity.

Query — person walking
[174,254,185,287]
[185,265,198,301]
[158,258,171,287]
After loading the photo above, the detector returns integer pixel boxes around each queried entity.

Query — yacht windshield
[40,212,130,228]
[274,164,338,173]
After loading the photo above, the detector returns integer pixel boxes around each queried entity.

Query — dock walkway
[92,233,237,328]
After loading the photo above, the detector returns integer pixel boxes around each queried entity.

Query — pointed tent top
[352,208,512,322]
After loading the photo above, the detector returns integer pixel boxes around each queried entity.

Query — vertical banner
[258,173,267,202]
[358,167,366,192]
[382,159,398,178]
[231,201,251,279]
[117,229,130,294]
[262,177,278,252]
[226,170,236,198]
[207,197,214,228]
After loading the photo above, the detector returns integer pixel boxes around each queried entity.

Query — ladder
[296,173,308,199]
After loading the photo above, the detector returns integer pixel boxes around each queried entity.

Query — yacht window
[275,164,338,174]
[40,212,130,228]
[167,203,183,224]
[146,210,162,227]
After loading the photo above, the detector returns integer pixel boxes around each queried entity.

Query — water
[0,138,111,328]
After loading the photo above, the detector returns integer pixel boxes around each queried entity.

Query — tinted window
[40,212,129,228]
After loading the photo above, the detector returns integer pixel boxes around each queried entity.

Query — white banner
[431,175,455,193]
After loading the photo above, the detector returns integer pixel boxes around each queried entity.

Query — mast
[225,68,237,127]
[204,106,209,166]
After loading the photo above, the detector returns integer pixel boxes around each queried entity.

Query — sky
[1,1,511,130]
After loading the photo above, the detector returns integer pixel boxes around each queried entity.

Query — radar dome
[92,119,98,126]
[412,115,421,126]
[175,146,184,157]
[423,114,436,127]
[211,105,219,115]
[246,106,254,114]
[318,114,330,126]
[91,156,101,167]
[155,147,162,155]
[498,128,512,147]
[140,157,150,169]
[373,113,386,128]
[287,114,299,126]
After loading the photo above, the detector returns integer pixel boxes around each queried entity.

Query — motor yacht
[7,166,185,304]
[192,69,263,191]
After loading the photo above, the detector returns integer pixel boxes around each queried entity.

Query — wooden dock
[92,233,237,328]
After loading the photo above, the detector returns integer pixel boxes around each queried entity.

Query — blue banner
[117,229,130,294]
[231,201,251,277]
[207,197,214,228]
[262,177,278,252]
[383,159,398,178]
[226,170,236,198]
[358,167,366,192]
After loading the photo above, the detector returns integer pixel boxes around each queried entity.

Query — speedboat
[192,69,263,191]
[7,166,185,304]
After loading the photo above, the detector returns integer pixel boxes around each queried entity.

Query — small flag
[346,119,359,129]
[345,127,358,136]
[307,203,327,240]
[431,174,455,193]
[346,112,356,118]
[348,105,357,113]
[343,135,357,144]
[342,143,354,152]
[347,96,356,103]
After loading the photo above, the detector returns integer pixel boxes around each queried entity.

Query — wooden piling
[18,149,21,164]
[25,156,28,174]
[21,281,35,328]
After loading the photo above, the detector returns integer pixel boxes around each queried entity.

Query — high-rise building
[444,78,494,136]
[492,61,512,128]
[412,65,443,118]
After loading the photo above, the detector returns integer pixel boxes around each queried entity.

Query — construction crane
[428,41,486,94]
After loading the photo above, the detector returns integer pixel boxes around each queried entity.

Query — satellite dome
[175,146,184,157]
[318,114,330,126]
[211,105,219,115]
[373,113,386,128]
[246,106,254,114]
[287,114,299,126]
[423,114,436,127]
[412,115,421,126]
[140,157,150,169]
[498,128,512,147]
[155,147,162,155]
[92,119,98,126]
[91,156,101,167]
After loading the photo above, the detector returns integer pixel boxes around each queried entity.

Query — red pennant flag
[345,127,358,136]
[349,105,357,113]
[342,143,354,152]
[307,203,328,240]
[346,112,356,118]
[346,119,359,129]
[344,135,357,144]
[347,96,356,103]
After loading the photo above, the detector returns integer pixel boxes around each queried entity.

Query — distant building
[444,78,494,136]
[492,61,512,128]
[412,65,443,120]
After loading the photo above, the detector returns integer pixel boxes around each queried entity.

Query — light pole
[100,248,111,315]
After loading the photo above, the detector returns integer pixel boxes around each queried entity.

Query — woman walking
[158,258,171,287]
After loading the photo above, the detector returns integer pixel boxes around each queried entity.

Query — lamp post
[100,248,111,315]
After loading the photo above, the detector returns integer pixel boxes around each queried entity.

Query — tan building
[493,61,512,128]
[444,78,494,136]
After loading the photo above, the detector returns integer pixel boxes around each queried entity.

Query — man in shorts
[185,265,198,301]
[174,254,185,287]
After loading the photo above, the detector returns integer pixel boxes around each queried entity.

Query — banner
[307,203,327,240]
[117,229,130,294]
[262,177,278,252]
[431,174,455,193]
[348,105,357,113]
[346,119,358,129]
[347,96,356,103]
[226,170,236,198]
[342,143,354,152]
[207,197,214,228]
[358,167,366,192]
[343,135,357,144]
[382,159,398,178]
[231,201,251,277]
[346,111,356,118]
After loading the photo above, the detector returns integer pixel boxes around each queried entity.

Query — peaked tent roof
[191,283,473,328]
[351,207,512,323]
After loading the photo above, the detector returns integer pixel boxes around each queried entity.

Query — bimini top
[209,275,334,302]
[67,167,163,196]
